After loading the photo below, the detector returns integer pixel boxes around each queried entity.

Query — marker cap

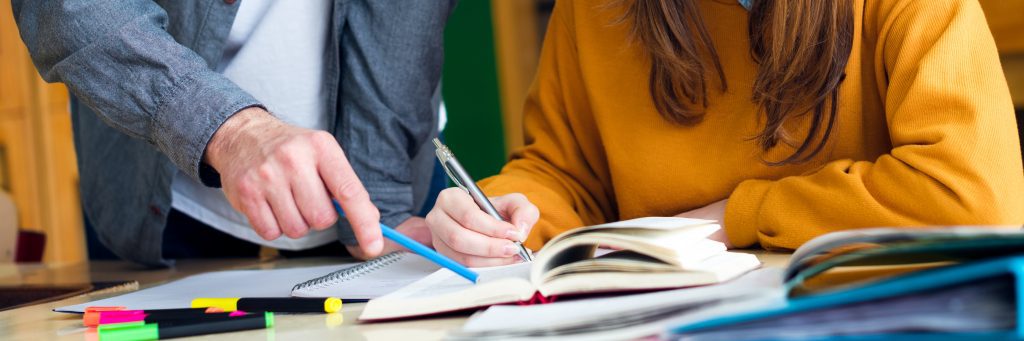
[324,297,342,313]
[97,323,158,341]
[191,298,239,311]
[265,311,275,328]
[83,306,127,327]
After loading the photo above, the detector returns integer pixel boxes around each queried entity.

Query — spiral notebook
[290,252,440,301]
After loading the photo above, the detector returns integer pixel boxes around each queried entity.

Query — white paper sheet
[453,268,784,340]
[55,264,354,313]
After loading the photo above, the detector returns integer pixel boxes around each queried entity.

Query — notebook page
[56,264,353,313]
[292,253,440,299]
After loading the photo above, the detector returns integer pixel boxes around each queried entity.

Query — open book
[360,217,761,321]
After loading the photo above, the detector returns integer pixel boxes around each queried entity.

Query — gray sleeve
[11,0,260,185]
[335,0,455,244]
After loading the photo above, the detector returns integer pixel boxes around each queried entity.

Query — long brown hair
[625,0,853,164]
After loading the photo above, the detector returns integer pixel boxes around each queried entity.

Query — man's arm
[12,0,387,256]
[12,0,255,184]
[335,0,455,244]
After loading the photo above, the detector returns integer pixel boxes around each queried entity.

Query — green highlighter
[98,311,274,341]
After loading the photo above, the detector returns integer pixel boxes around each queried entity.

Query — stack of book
[446,226,1024,340]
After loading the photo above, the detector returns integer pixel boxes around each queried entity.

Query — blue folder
[670,255,1024,340]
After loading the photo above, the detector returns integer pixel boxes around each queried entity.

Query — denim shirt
[11,0,454,267]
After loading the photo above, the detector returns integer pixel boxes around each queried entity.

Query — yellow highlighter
[192,297,342,313]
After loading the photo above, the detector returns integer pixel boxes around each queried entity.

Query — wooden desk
[0,251,790,341]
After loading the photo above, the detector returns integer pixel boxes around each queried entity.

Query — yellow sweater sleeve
[725,0,1024,249]
[479,1,614,251]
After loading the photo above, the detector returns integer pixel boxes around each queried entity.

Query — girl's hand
[425,189,539,267]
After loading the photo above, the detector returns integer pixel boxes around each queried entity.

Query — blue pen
[332,200,479,283]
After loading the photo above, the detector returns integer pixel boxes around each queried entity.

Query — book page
[359,262,537,320]
[536,251,762,297]
[532,227,724,282]
[384,262,532,299]
[543,217,720,249]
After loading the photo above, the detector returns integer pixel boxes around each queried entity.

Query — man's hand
[205,107,384,257]
[345,216,432,260]
[675,199,731,248]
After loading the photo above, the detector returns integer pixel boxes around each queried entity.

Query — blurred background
[0,0,1019,265]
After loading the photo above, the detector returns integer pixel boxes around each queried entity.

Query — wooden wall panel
[0,1,84,264]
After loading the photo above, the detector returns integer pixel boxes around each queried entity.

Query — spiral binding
[291,251,408,293]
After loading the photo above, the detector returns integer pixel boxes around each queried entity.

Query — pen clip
[433,139,470,193]
[444,163,470,193]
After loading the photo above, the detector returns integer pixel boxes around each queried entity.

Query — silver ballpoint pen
[432,138,534,262]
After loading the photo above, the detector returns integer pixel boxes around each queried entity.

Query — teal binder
[670,255,1024,340]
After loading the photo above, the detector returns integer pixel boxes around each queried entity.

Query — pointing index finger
[318,143,383,257]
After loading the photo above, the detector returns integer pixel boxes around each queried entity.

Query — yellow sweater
[480,0,1024,251]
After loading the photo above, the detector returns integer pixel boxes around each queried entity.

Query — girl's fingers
[432,236,523,268]
[491,193,539,241]
[436,188,519,240]
[426,206,520,257]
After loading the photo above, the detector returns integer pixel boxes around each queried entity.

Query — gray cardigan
[11,0,453,266]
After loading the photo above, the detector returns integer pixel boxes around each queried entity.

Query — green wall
[442,0,507,179]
